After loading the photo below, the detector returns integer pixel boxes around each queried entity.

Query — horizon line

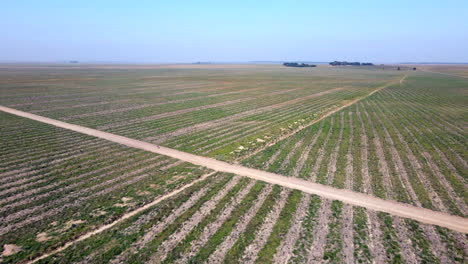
[0,60,468,65]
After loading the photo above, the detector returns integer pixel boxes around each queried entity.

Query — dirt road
[1,104,466,234]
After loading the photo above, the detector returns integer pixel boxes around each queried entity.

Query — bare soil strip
[355,104,371,194]
[356,104,387,262]
[341,205,354,264]
[207,185,273,263]
[306,200,333,262]
[366,210,387,263]
[309,116,335,181]
[240,188,291,264]
[362,104,420,263]
[272,122,326,263]
[393,217,419,264]
[146,176,242,263]
[262,137,294,169]
[279,138,304,171]
[292,121,325,177]
[174,180,256,264]
[1,105,467,235]
[273,193,311,264]
[306,114,345,262]
[341,111,354,264]
[325,112,345,184]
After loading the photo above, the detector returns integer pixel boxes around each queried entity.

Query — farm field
[243,73,468,216]
[0,65,400,161]
[24,174,468,264]
[417,65,468,78]
[0,64,467,263]
[0,112,215,263]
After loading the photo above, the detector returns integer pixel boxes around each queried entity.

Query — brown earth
[2,244,22,257]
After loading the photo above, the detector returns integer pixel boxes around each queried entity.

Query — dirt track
[1,104,467,234]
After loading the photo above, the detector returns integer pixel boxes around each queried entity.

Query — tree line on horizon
[283,62,317,67]
[283,61,374,68]
[329,61,373,66]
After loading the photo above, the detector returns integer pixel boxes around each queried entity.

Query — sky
[1,0,468,63]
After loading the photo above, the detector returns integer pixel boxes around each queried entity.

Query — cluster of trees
[283,62,317,67]
[397,66,417,71]
[329,61,373,66]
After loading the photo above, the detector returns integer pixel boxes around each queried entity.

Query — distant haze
[2,0,468,63]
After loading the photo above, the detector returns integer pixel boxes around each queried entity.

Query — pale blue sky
[2,0,467,63]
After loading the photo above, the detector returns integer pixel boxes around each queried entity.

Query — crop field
[0,65,399,161]
[0,64,467,263]
[243,73,467,216]
[418,65,468,78]
[0,112,216,263]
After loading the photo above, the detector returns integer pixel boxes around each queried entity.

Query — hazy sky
[2,0,468,63]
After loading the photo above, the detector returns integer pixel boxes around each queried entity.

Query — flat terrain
[0,64,467,263]
[417,64,468,78]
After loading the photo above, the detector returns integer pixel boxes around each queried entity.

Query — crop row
[1,68,465,263]
[242,76,466,218]
[0,113,212,263]
[1,68,396,162]
[1,68,352,114]
[16,146,465,264]
[165,90,366,161]
[5,101,466,263]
